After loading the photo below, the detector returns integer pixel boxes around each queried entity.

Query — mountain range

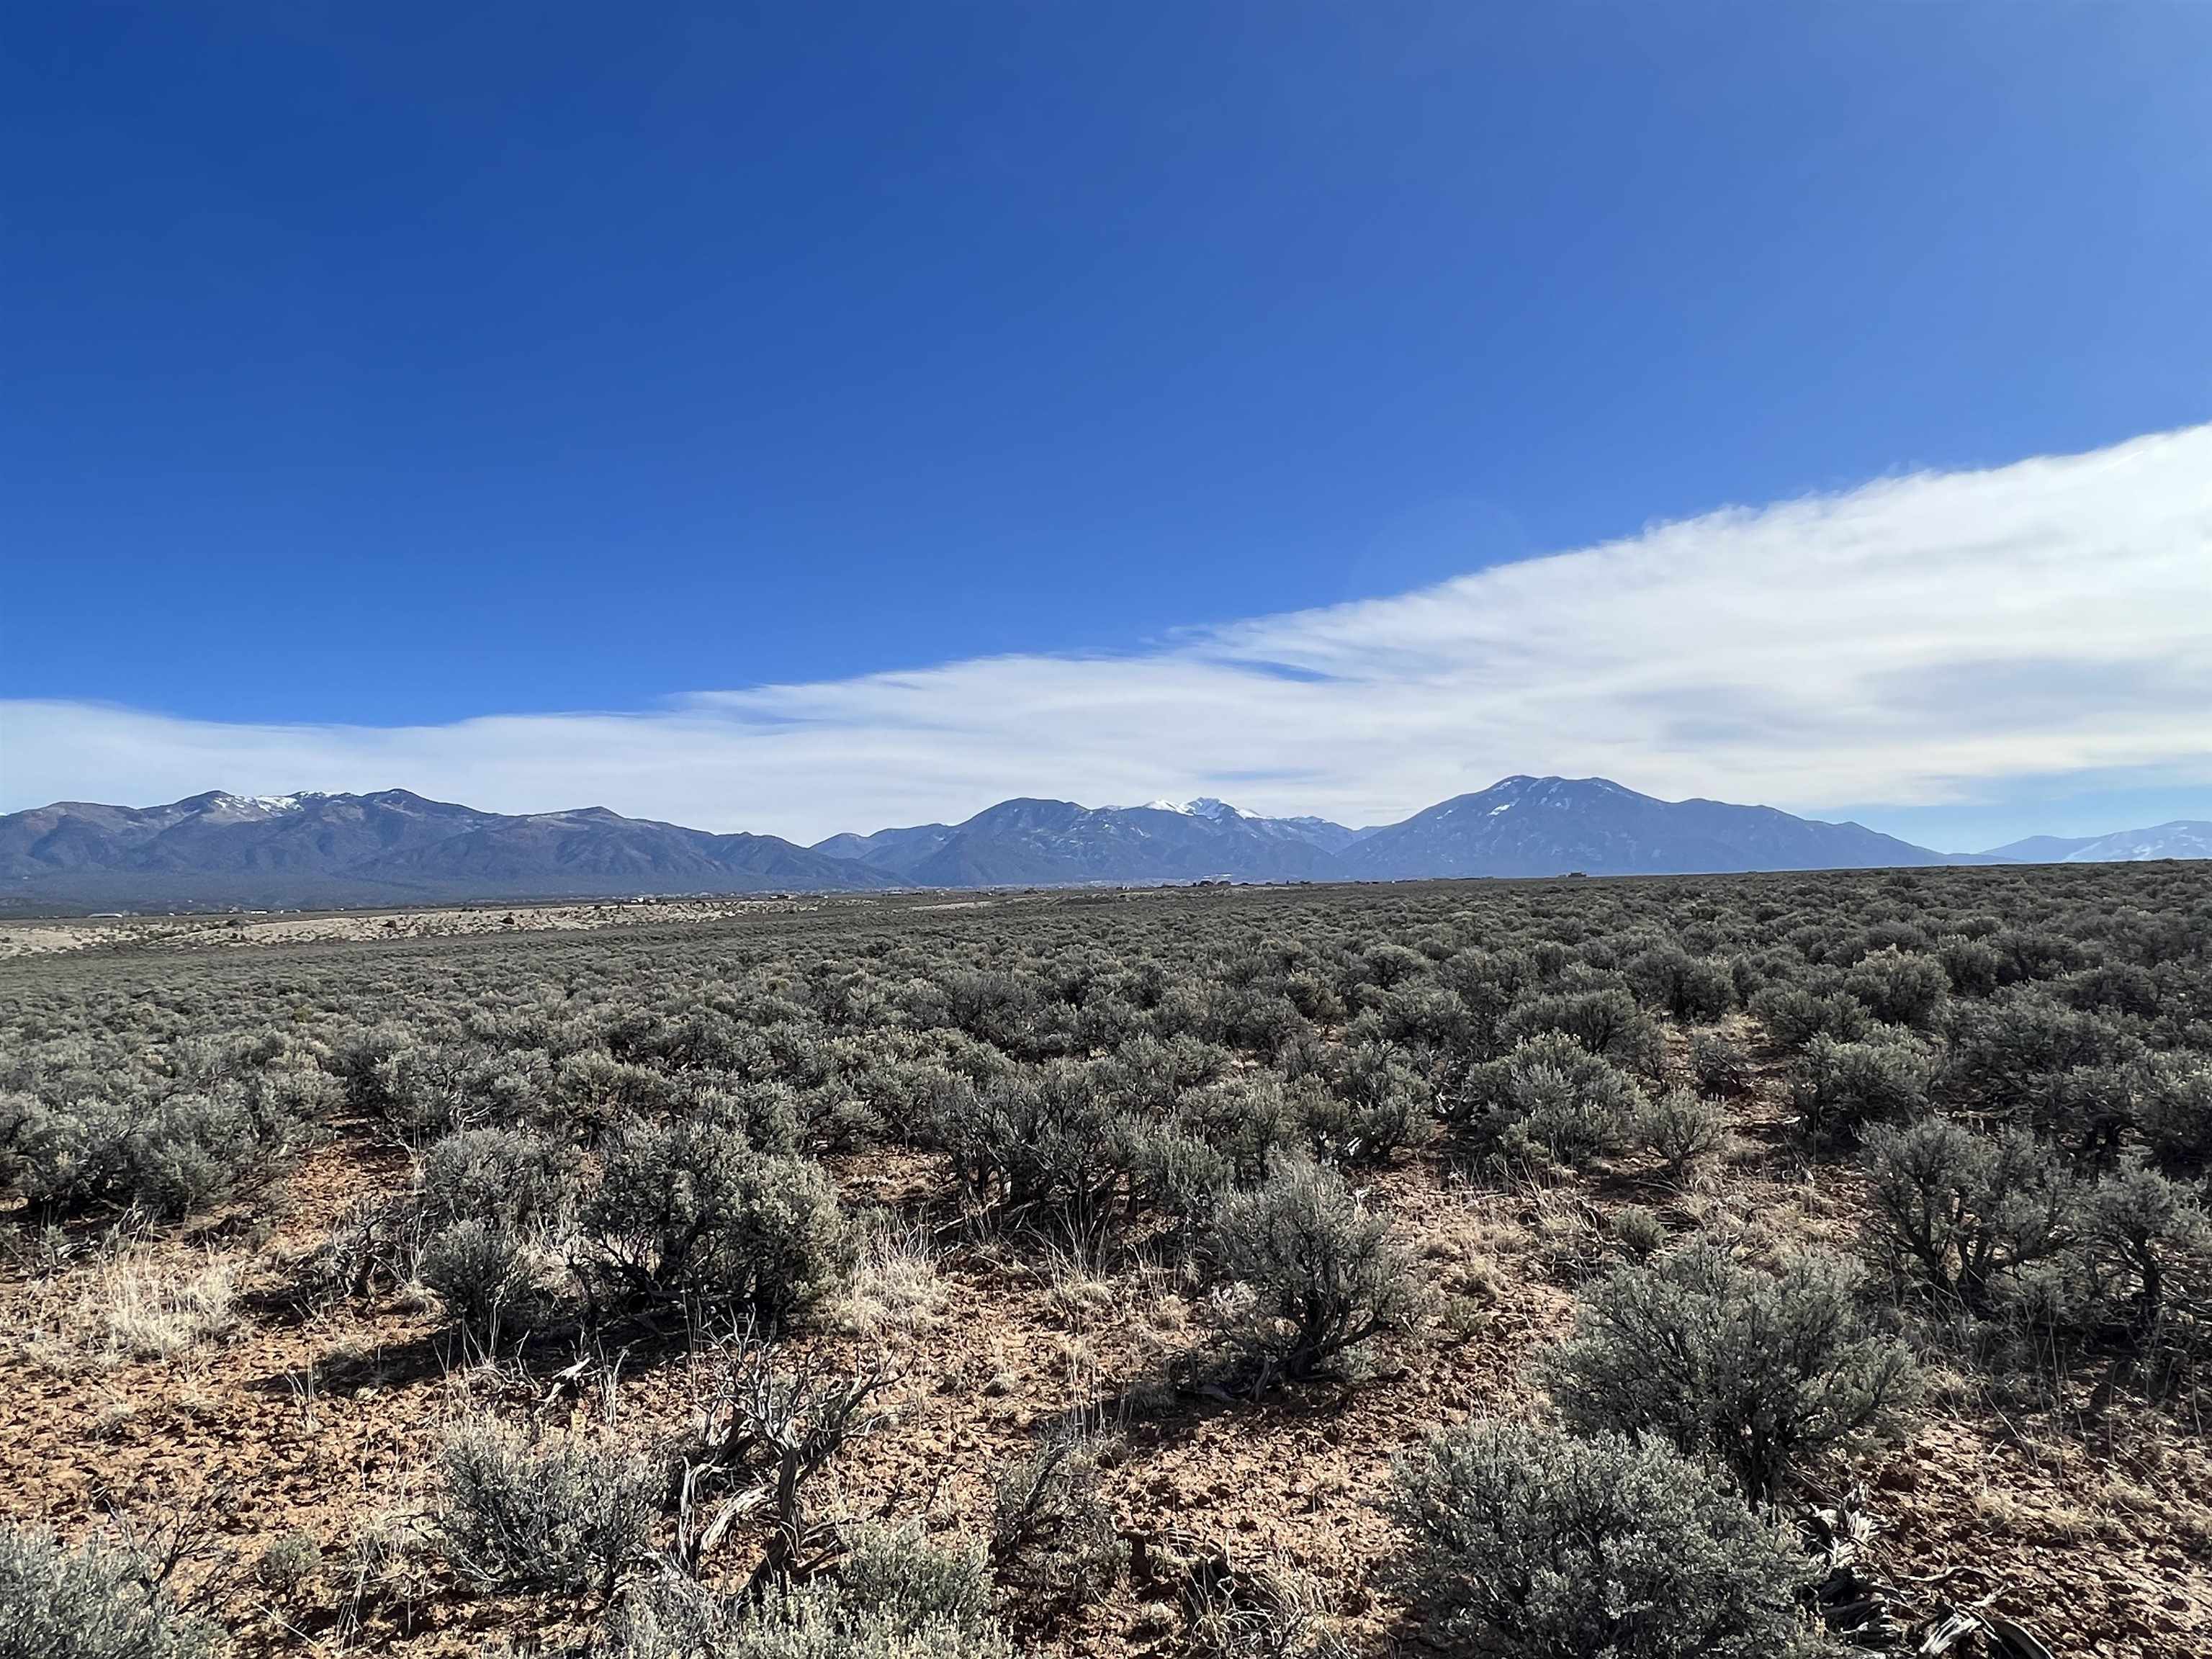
[0,790,890,911]
[2,778,2205,912]
[1974,822,2212,864]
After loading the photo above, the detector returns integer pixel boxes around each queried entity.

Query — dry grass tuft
[5,1244,243,1366]
[1039,1237,1121,1330]
[99,1249,242,1359]
[830,1220,949,1338]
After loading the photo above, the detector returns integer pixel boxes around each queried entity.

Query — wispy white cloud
[6,426,2210,843]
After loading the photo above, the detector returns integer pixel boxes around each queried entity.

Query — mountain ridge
[0,789,891,911]
[4,782,2205,912]
[1982,821,2212,865]
[1341,775,1948,880]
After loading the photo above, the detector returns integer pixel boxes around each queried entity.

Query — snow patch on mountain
[210,792,316,817]
[1128,797,1241,820]
[2054,822,2212,863]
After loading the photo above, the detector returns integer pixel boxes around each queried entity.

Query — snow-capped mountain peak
[208,791,316,817]
[1131,796,1240,820]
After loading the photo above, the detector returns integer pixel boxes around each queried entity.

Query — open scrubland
[0,896,825,961]
[2,866,2208,1658]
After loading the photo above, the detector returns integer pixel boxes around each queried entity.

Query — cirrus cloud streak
[6,426,2210,843]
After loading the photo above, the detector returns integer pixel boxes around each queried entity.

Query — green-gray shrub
[2134,1051,2212,1174]
[1689,1030,1753,1097]
[1497,986,1660,1071]
[596,1521,1007,1659]
[0,1523,216,1659]
[1462,1033,1646,1168]
[417,1125,573,1233]
[1626,946,1737,1025]
[928,1061,1138,1246]
[1611,1204,1670,1260]
[1129,1118,1235,1226]
[1843,948,1950,1030]
[1308,1043,1436,1167]
[1178,1072,1304,1188]
[840,1521,999,1645]
[578,1119,853,1326]
[989,1427,1126,1615]
[421,1218,541,1340]
[1205,1155,1423,1387]
[2079,1151,2211,1347]
[1388,1421,1822,1659]
[434,1418,660,1596]
[7,1090,284,1220]
[253,1528,323,1603]
[1750,985,1869,1053]
[1789,1030,1931,1141]
[1858,1118,2070,1313]
[1638,1088,1728,1183]
[1940,993,2131,1129]
[1543,1244,1917,1503]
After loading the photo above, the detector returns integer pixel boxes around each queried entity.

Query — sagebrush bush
[1344,984,1462,1057]
[598,1521,1007,1659]
[253,1528,323,1603]
[2079,1152,2211,1349]
[692,1080,809,1156]
[1205,1154,1423,1387]
[1639,1087,1728,1183]
[1788,1029,1931,1141]
[2057,962,2162,1019]
[928,1061,1141,1246]
[1750,985,1869,1053]
[1309,1042,1436,1166]
[1689,1030,1753,1097]
[0,1523,215,1659]
[989,1426,1127,1617]
[1842,948,1949,1030]
[1388,1421,1821,1659]
[2134,1051,2212,1174]
[1611,1204,1669,1259]
[555,1049,689,1136]
[417,1125,573,1232]
[1626,945,1737,1024]
[434,1417,660,1596]
[578,1118,853,1325]
[1496,986,1661,1072]
[1460,1033,1645,1168]
[1859,1118,2070,1313]
[337,1024,466,1144]
[1544,1243,1917,1503]
[840,1521,1000,1646]
[1178,1072,1305,1188]
[415,1125,573,1340]
[1941,992,2132,1130]
[1129,1118,1236,1227]
[1936,935,2005,998]
[6,1089,291,1220]
[421,1218,542,1340]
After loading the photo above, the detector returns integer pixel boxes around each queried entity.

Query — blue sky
[4,4,2210,847]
